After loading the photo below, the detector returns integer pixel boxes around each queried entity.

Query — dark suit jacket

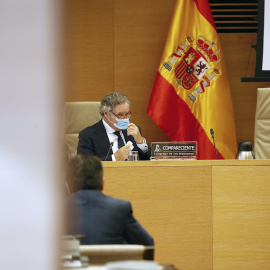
[77,120,151,161]
[65,190,154,245]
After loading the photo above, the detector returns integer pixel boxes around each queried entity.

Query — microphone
[210,128,218,160]
[105,142,114,161]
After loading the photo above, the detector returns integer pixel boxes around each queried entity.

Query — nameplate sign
[151,142,197,160]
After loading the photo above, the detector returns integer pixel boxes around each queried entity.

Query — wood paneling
[102,160,270,270]
[113,0,175,143]
[213,165,270,270]
[103,161,213,270]
[63,0,270,153]
[219,33,270,145]
[63,0,114,101]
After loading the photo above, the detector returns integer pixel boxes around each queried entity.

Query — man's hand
[114,145,131,161]
[127,123,144,144]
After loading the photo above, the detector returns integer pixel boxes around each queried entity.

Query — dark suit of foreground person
[65,155,154,245]
[77,92,151,161]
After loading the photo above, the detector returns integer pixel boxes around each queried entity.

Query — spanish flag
[147,0,237,159]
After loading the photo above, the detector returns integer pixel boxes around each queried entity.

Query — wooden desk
[102,160,270,270]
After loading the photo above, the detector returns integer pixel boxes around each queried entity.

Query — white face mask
[113,118,130,130]
[108,113,130,130]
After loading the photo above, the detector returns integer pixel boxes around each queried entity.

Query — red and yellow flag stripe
[148,0,237,159]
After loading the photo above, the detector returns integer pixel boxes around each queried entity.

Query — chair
[79,245,154,266]
[254,87,270,159]
[64,102,102,157]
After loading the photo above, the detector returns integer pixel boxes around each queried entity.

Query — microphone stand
[105,142,114,161]
[210,128,218,160]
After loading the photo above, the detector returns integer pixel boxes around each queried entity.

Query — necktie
[114,131,125,149]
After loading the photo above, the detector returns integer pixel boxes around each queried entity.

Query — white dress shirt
[102,119,148,161]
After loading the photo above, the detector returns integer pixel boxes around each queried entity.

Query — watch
[141,137,146,144]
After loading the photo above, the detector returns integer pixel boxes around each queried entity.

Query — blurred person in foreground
[77,92,151,161]
[65,154,154,245]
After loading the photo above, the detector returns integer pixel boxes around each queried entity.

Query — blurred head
[66,155,103,193]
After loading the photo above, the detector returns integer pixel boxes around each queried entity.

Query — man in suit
[77,92,151,161]
[65,154,154,245]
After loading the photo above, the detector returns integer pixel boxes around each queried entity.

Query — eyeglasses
[110,111,133,119]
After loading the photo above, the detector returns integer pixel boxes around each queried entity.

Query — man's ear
[104,110,109,118]
[65,182,72,194]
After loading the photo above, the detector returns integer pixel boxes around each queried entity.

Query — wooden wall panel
[63,0,270,153]
[213,165,270,270]
[63,0,114,101]
[113,0,175,143]
[219,33,270,146]
[103,162,213,270]
[101,160,270,269]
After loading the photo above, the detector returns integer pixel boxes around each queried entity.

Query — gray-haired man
[77,92,151,161]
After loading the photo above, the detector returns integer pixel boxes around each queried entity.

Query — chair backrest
[64,102,102,157]
[79,245,154,266]
[254,87,270,159]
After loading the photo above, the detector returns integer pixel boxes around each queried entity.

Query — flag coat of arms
[147,0,237,159]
